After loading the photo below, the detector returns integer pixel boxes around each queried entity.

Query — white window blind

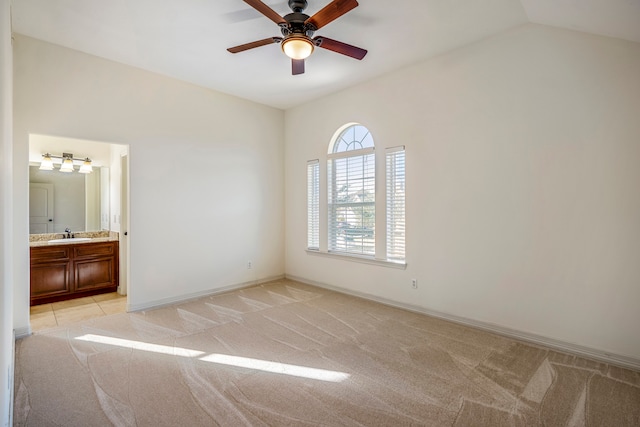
[386,147,405,262]
[307,160,320,250]
[328,152,375,256]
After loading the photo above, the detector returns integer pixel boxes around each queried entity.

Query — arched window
[327,124,376,256]
[306,123,405,264]
[329,124,375,153]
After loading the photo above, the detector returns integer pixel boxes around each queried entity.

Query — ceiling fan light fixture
[282,35,314,60]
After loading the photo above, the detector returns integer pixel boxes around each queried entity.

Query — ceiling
[11,0,640,110]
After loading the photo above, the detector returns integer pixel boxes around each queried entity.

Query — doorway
[28,134,130,321]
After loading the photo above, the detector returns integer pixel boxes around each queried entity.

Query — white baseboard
[286,274,640,372]
[5,330,16,426]
[9,330,14,427]
[127,275,285,312]
[13,326,30,340]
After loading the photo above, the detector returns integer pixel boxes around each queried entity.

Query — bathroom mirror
[29,165,110,234]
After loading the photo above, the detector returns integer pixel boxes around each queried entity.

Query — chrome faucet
[65,228,72,239]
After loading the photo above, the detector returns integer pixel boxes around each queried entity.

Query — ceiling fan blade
[243,0,286,25]
[223,1,288,23]
[227,37,282,53]
[305,0,358,30]
[314,36,367,60]
[292,59,305,75]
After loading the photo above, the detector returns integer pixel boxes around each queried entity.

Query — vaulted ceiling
[11,0,640,110]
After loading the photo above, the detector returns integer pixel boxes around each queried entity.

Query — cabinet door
[30,247,72,301]
[72,242,118,292]
[31,262,72,298]
[74,257,116,291]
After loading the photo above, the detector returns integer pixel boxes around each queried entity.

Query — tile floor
[30,292,127,332]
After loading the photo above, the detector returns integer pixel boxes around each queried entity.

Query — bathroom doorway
[28,134,130,325]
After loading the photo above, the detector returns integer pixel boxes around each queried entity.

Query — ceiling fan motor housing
[281,12,315,37]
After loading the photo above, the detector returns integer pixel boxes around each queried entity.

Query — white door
[29,183,54,233]
[119,154,129,296]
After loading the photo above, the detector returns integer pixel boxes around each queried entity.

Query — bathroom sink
[48,237,92,244]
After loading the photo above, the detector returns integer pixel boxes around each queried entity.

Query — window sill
[305,249,407,270]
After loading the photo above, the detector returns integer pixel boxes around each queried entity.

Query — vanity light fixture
[39,153,54,171]
[79,158,93,174]
[39,152,93,173]
[59,154,75,173]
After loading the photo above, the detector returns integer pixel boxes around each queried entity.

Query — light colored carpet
[13,279,640,426]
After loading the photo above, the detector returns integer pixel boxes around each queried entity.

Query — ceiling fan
[227,0,367,75]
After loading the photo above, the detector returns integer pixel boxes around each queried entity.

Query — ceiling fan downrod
[288,0,308,13]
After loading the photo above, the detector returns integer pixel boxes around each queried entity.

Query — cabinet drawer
[74,243,116,258]
[30,247,71,263]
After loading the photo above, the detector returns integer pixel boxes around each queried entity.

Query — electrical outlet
[411,279,418,289]
[247,261,252,269]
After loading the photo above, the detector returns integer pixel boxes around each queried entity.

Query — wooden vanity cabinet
[30,241,119,306]
[30,246,72,303]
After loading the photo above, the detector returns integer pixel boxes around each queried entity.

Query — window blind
[307,160,320,250]
[328,152,375,256]
[386,147,405,262]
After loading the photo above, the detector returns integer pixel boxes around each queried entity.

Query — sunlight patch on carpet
[75,333,350,382]
[75,334,205,357]
[200,353,350,382]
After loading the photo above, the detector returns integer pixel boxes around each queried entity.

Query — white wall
[0,0,13,423]
[285,24,640,362]
[13,36,285,330]
[85,168,100,231]
[109,144,124,233]
[100,166,110,230]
